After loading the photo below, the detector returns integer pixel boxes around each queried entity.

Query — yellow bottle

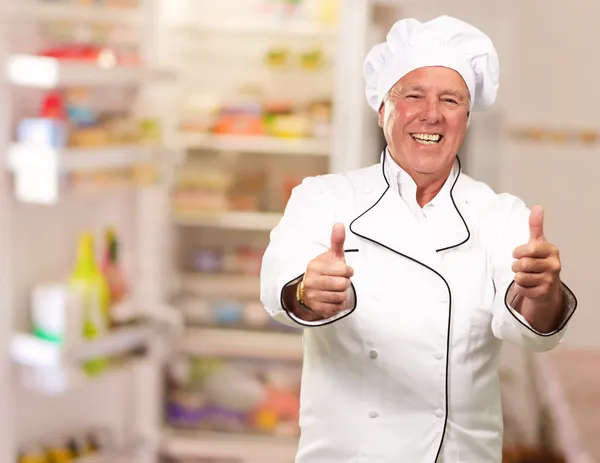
[69,232,111,375]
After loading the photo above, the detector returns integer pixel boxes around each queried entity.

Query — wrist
[296,278,326,319]
[515,284,565,333]
[282,279,324,322]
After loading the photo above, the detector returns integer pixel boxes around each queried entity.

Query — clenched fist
[300,223,355,318]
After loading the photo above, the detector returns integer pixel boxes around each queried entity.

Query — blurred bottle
[102,227,131,327]
[69,232,110,375]
[40,91,67,120]
[18,445,47,463]
[45,437,75,463]
[17,91,68,149]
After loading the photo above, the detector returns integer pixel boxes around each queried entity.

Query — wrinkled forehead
[390,66,470,99]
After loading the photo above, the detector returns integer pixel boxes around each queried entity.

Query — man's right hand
[300,223,354,318]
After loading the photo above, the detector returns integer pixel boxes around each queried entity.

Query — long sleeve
[260,176,357,328]
[487,195,577,352]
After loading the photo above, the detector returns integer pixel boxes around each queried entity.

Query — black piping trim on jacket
[436,156,470,252]
[503,280,578,336]
[348,152,469,463]
[279,267,358,328]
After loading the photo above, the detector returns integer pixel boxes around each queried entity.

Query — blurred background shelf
[10,323,156,395]
[172,211,282,231]
[7,143,162,172]
[9,0,143,24]
[178,327,303,360]
[6,54,175,88]
[11,323,155,369]
[177,133,331,156]
[177,273,261,299]
[56,436,148,463]
[71,454,135,463]
[173,20,337,37]
[161,428,298,461]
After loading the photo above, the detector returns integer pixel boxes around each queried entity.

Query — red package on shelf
[38,45,104,62]
[36,45,137,67]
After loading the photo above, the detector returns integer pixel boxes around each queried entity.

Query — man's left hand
[510,205,564,332]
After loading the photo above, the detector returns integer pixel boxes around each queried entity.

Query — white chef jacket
[260,152,577,463]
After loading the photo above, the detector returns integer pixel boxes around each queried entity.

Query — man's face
[378,66,470,177]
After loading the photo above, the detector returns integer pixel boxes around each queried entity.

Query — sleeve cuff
[280,274,358,328]
[503,281,578,337]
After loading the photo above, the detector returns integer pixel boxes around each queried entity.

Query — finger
[511,257,555,274]
[512,242,554,260]
[514,272,551,288]
[329,223,346,260]
[305,274,351,292]
[308,259,353,278]
[529,205,545,242]
[308,301,346,318]
[312,290,348,304]
[513,283,550,300]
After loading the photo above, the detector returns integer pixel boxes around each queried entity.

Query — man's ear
[377,103,385,128]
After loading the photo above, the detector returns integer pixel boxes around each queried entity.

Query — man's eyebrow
[399,84,426,93]
[398,84,467,101]
[442,89,467,101]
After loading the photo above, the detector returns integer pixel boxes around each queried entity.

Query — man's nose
[419,100,442,124]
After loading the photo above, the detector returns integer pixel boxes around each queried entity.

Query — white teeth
[411,133,442,145]
[411,133,442,142]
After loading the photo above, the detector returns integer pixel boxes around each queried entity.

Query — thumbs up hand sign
[300,223,354,318]
[511,205,563,306]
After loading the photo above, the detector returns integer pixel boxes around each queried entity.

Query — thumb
[329,222,346,260]
[529,205,545,241]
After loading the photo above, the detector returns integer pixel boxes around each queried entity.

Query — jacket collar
[349,150,470,272]
[384,149,459,208]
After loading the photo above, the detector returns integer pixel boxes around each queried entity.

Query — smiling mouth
[410,133,443,145]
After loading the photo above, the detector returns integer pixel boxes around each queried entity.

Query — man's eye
[444,98,458,104]
[406,95,421,99]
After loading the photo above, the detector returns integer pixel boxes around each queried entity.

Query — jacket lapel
[349,154,471,273]
[349,157,442,272]
[429,173,470,252]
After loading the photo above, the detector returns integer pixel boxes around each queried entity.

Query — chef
[260,15,577,463]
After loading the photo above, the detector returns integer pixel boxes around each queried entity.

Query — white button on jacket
[260,153,577,463]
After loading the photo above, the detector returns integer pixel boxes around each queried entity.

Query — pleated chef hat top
[364,15,500,112]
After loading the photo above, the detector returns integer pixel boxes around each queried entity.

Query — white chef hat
[364,16,500,112]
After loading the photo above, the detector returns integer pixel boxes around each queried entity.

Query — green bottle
[69,232,111,375]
